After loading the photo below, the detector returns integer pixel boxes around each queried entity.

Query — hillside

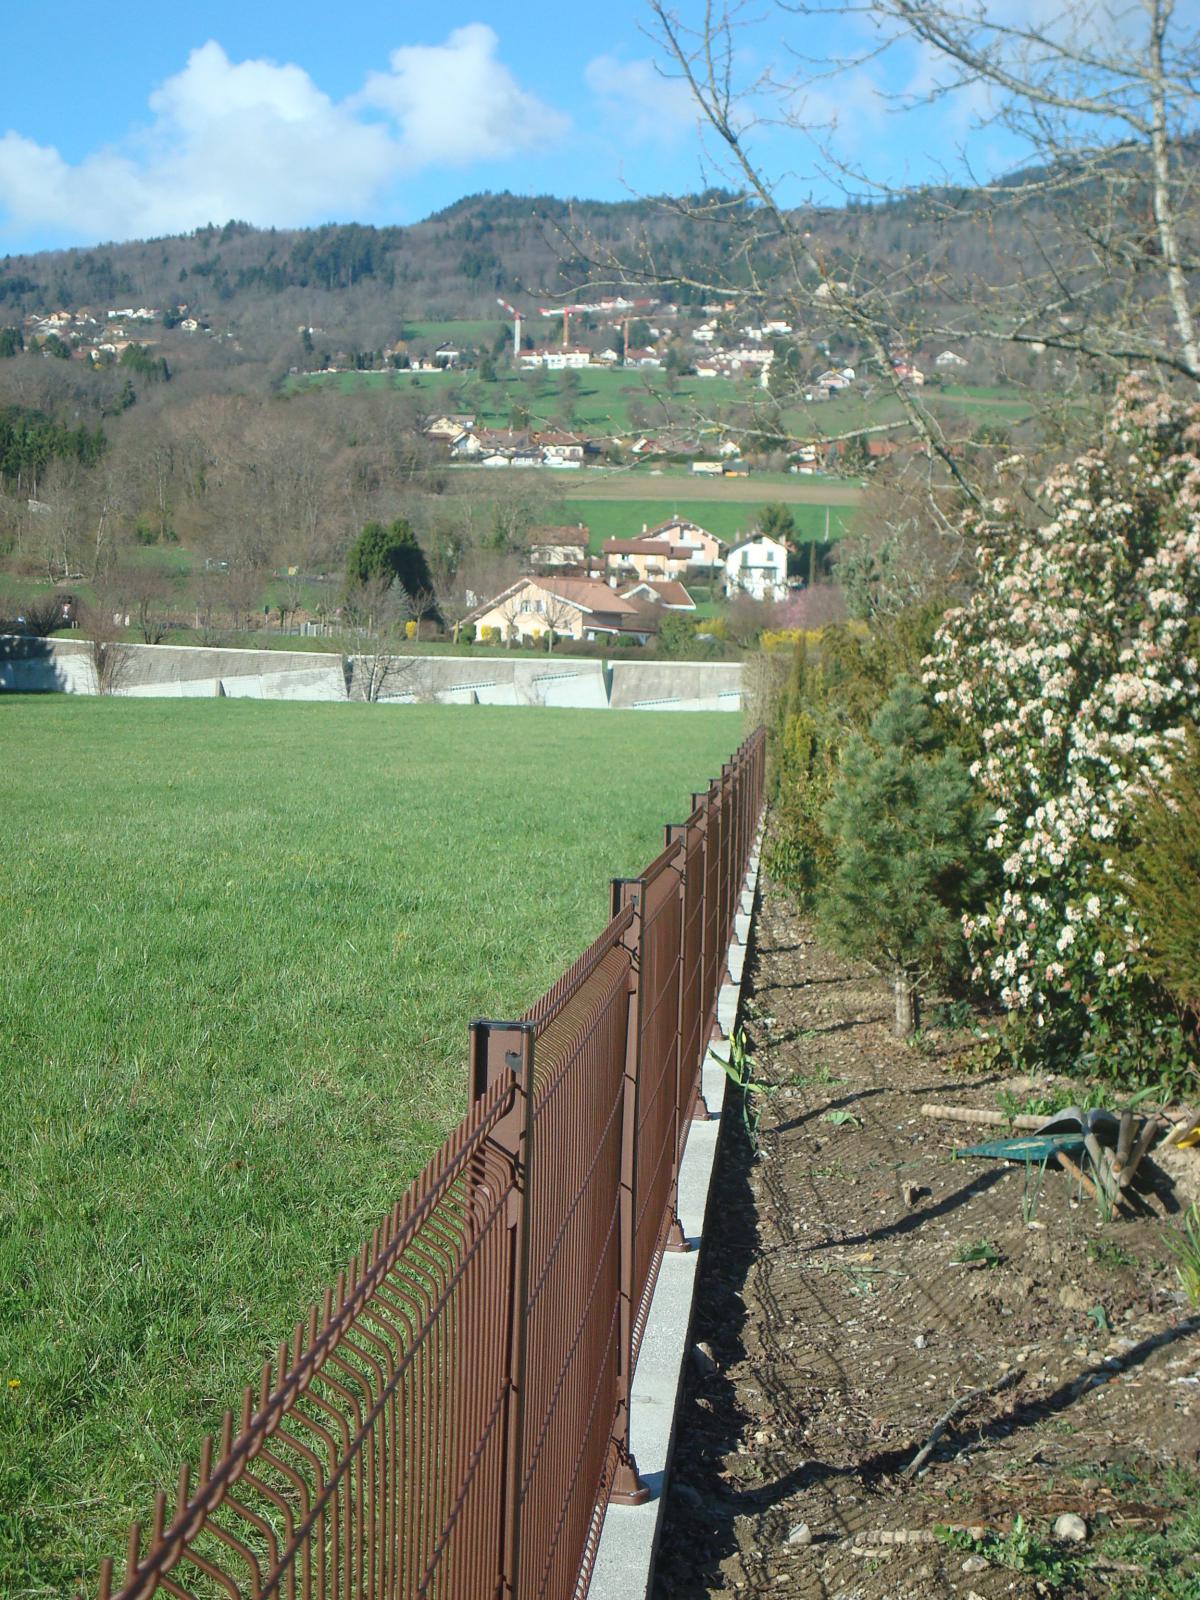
[0,177,1101,366]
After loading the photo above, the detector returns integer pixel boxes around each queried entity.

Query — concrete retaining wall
[1,637,744,711]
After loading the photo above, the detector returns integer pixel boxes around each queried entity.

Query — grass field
[0,699,740,1593]
[563,468,864,502]
[564,497,854,551]
[295,363,1041,437]
[296,365,756,433]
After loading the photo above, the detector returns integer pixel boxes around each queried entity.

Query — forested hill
[0,193,748,339]
[0,182,1058,353]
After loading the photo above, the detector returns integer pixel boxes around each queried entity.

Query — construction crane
[537,295,662,348]
[496,298,524,365]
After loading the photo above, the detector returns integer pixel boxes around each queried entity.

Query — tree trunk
[1147,0,1200,386]
[893,973,919,1037]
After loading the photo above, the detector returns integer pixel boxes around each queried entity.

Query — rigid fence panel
[667,807,707,1134]
[98,1077,521,1600]
[471,905,635,1600]
[90,727,767,1600]
[615,841,686,1365]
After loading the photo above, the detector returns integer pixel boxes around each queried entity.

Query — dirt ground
[653,884,1200,1600]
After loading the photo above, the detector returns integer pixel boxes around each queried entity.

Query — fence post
[469,1018,536,1600]
[688,794,715,1120]
[608,876,651,1507]
[664,823,694,1253]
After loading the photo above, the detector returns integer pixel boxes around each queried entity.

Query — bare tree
[829,0,1200,386]
[567,0,1200,544]
[645,0,1199,393]
[80,596,134,694]
[119,565,179,644]
[539,587,579,651]
[341,576,420,701]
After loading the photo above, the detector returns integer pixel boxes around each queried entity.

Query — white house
[724,535,790,603]
[935,350,968,368]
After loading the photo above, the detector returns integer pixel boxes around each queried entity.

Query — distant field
[297,365,756,432]
[399,316,556,348]
[565,498,854,550]
[0,700,739,1594]
[564,468,864,502]
[296,363,1041,439]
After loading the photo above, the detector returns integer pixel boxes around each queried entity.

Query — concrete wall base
[590,821,764,1600]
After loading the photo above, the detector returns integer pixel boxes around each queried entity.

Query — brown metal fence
[93,726,766,1600]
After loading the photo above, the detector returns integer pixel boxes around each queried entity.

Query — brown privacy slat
[90,728,766,1600]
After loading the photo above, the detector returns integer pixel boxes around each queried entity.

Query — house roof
[620,580,696,609]
[463,575,643,625]
[727,533,789,558]
[645,518,723,547]
[603,537,692,559]
[539,578,642,615]
[530,524,589,545]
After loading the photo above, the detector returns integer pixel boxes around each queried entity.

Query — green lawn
[294,363,1042,439]
[0,699,739,1594]
[564,497,854,551]
[295,365,756,433]
[398,316,557,348]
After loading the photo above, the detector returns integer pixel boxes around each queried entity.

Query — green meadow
[564,497,855,551]
[0,698,738,1593]
[295,363,1040,438]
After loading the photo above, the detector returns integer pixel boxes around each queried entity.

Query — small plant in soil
[953,1238,1002,1267]
[822,1109,860,1127]
[1086,1239,1135,1270]
[1096,1465,1200,1600]
[721,1028,764,1147]
[937,1515,1081,1588]
[1163,1202,1200,1305]
[785,1063,845,1086]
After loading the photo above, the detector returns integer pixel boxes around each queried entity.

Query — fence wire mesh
[91,727,766,1600]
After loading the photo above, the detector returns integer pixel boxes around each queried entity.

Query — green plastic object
[954,1132,1087,1163]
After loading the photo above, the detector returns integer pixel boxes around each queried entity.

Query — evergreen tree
[756,502,796,541]
[818,677,987,1035]
[345,518,433,601]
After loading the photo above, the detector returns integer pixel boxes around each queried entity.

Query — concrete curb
[590,819,764,1600]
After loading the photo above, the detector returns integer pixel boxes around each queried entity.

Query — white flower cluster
[925,377,1200,1038]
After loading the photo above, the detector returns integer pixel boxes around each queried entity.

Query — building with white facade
[724,535,790,603]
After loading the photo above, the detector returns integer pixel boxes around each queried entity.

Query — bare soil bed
[654,884,1200,1600]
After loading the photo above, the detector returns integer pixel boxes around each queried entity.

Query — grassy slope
[564,498,853,550]
[297,365,1038,435]
[0,698,739,1592]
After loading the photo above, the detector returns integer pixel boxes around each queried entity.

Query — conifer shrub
[1125,732,1200,1029]
[817,678,988,1035]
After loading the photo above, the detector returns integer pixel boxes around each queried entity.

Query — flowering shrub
[925,377,1200,1084]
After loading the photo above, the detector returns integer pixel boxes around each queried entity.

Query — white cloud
[584,55,699,143]
[0,30,566,243]
[362,24,568,167]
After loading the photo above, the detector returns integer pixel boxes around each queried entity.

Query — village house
[463,576,655,645]
[643,518,725,568]
[424,413,476,441]
[935,350,968,368]
[449,431,484,459]
[519,345,592,370]
[533,432,586,467]
[528,526,590,568]
[602,537,694,582]
[815,367,854,392]
[724,534,790,603]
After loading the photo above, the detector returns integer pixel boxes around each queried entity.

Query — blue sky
[0,0,1035,253]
